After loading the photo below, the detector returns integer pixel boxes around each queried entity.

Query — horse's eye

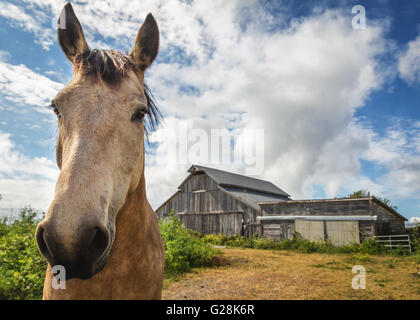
[131,109,147,123]
[50,104,61,119]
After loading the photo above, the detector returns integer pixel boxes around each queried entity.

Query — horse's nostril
[35,221,110,279]
[35,225,54,264]
[86,226,109,262]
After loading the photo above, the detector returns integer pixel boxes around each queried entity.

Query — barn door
[326,221,360,246]
[295,220,325,241]
[219,213,243,236]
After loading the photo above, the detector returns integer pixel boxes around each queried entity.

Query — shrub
[203,233,225,245]
[159,211,218,274]
[253,237,282,250]
[357,239,384,255]
[389,246,411,256]
[411,253,420,264]
[0,207,46,300]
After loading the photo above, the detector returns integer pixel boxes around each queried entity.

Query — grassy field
[162,248,420,300]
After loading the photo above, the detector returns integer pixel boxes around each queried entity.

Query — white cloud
[0,61,63,112]
[398,34,420,84]
[357,120,420,200]
[0,131,59,213]
[0,2,56,50]
[143,7,394,207]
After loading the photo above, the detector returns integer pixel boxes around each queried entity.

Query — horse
[35,3,165,299]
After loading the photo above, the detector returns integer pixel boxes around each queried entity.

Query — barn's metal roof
[187,165,290,198]
[221,186,289,211]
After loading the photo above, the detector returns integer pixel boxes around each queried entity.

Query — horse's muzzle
[35,219,110,280]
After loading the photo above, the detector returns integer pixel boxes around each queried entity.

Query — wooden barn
[156,165,290,236]
[156,165,408,245]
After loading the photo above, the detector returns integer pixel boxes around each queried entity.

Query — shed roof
[186,165,290,197]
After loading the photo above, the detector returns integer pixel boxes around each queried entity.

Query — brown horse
[35,3,165,299]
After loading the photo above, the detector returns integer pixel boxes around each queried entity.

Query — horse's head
[35,3,160,280]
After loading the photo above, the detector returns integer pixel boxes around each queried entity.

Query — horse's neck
[111,172,153,258]
[102,172,164,298]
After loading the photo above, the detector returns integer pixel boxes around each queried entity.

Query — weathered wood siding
[262,219,361,245]
[179,173,218,192]
[242,206,260,236]
[260,199,375,242]
[260,199,372,217]
[359,220,374,241]
[176,212,243,236]
[157,173,241,215]
[156,173,261,236]
[372,202,405,235]
[260,219,294,241]
[259,199,406,242]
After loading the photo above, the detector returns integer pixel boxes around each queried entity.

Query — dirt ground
[162,248,420,300]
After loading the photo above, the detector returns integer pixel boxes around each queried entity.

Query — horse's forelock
[72,49,135,83]
[72,49,161,136]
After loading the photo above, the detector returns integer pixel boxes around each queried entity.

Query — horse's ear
[57,3,89,61]
[130,13,159,72]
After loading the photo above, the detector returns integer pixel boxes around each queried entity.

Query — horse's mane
[72,49,161,136]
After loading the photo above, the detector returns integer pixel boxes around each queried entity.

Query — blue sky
[0,0,419,222]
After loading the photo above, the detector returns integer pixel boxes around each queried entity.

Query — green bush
[253,237,282,250]
[203,233,226,245]
[159,211,218,274]
[412,253,420,264]
[356,239,384,255]
[0,207,46,300]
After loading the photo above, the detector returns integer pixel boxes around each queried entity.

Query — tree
[347,189,398,210]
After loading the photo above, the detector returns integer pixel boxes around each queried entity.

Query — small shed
[156,165,290,236]
[258,198,407,245]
